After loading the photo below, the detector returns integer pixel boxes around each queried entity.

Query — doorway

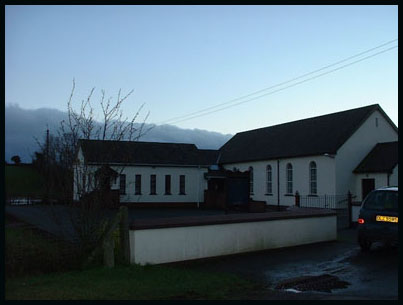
[361,178,375,201]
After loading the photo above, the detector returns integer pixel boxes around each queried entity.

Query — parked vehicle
[357,186,398,251]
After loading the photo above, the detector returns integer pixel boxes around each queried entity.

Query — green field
[5,165,45,197]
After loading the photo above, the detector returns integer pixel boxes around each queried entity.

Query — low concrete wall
[129,208,337,265]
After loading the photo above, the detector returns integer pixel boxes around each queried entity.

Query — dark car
[357,186,398,251]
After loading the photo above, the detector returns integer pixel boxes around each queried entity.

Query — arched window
[286,163,293,194]
[249,166,254,195]
[266,165,272,194]
[310,161,317,195]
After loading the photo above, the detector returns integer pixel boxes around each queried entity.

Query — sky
[5,5,398,135]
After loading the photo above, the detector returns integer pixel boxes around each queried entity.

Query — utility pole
[45,127,50,204]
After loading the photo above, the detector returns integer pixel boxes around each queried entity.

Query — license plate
[376,215,398,223]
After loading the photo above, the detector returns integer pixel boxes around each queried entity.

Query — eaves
[84,162,211,168]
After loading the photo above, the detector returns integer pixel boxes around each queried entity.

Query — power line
[168,45,398,125]
[158,39,398,125]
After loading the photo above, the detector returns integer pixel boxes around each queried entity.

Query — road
[176,228,398,300]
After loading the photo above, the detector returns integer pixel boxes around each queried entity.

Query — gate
[298,194,352,230]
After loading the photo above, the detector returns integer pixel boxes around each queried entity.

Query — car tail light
[358,218,365,224]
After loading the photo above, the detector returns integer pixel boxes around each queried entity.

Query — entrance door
[361,178,375,201]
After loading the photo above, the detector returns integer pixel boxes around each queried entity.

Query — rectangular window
[150,174,156,195]
[165,175,171,195]
[266,166,272,194]
[135,174,141,195]
[179,175,186,195]
[310,181,317,195]
[119,174,126,194]
[364,191,397,211]
[287,181,293,194]
[310,169,317,194]
[249,167,254,195]
[286,164,293,194]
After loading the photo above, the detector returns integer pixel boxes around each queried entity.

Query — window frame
[249,166,254,195]
[82,175,86,192]
[135,174,142,195]
[286,163,293,195]
[309,161,317,195]
[266,165,272,195]
[88,174,92,190]
[150,174,156,195]
[179,175,186,195]
[119,174,126,195]
[165,175,171,195]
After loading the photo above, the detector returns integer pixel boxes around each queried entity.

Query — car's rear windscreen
[363,191,398,211]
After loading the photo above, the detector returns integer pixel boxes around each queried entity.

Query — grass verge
[5,263,257,300]
[5,220,258,300]
[6,224,82,278]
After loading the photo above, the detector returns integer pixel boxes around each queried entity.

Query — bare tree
[34,79,152,266]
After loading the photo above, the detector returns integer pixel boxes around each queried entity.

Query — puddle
[265,247,358,290]
[275,274,350,293]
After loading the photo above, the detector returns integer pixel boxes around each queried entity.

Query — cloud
[5,104,232,162]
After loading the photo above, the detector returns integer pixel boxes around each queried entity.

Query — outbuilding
[353,141,398,201]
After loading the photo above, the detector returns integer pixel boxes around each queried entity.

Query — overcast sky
[5,5,398,135]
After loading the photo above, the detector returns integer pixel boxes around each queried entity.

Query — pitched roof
[354,141,398,173]
[79,139,219,166]
[219,104,397,164]
[95,164,119,177]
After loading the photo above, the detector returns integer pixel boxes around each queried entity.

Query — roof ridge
[235,104,379,135]
[78,138,219,166]
[373,141,398,146]
[218,103,397,164]
[79,138,198,147]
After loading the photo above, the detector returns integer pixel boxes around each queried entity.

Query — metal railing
[298,194,349,209]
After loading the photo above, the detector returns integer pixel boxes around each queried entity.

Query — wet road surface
[176,228,398,300]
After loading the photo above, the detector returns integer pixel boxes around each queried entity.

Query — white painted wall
[335,110,398,197]
[114,165,208,203]
[73,158,208,203]
[354,173,388,201]
[352,165,398,222]
[223,155,336,206]
[390,165,398,186]
[130,215,337,265]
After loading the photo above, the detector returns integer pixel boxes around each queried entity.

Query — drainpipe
[387,172,390,186]
[277,159,280,209]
